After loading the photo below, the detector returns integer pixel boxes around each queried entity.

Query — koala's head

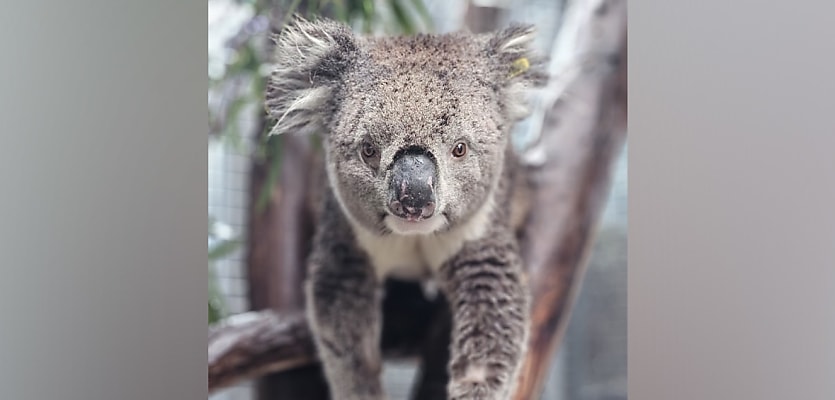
[266,18,545,236]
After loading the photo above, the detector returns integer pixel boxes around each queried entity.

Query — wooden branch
[241,2,331,396]
[246,124,328,400]
[209,310,315,392]
[512,0,627,399]
[209,279,442,394]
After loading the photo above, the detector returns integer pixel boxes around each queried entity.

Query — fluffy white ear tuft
[265,17,359,136]
[494,24,537,55]
[485,24,549,122]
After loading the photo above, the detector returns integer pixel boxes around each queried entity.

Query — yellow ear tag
[509,57,530,78]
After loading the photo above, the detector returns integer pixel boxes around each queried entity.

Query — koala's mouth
[383,212,448,236]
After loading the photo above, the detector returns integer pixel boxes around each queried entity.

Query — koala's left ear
[484,24,548,120]
[265,17,359,136]
[486,23,548,84]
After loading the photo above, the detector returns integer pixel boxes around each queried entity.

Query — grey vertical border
[631,1,835,400]
[0,2,206,400]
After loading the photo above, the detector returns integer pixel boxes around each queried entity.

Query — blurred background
[208,0,626,399]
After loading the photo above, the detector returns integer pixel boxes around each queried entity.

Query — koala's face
[266,19,544,235]
[327,58,507,235]
[326,45,507,234]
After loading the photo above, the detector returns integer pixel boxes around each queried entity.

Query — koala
[265,17,546,400]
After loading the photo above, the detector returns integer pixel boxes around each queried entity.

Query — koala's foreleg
[306,231,385,400]
[440,235,530,400]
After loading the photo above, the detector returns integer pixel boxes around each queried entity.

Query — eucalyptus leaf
[209,238,242,260]
[390,0,416,34]
[409,0,433,29]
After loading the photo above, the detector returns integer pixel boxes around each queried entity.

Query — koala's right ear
[265,17,359,136]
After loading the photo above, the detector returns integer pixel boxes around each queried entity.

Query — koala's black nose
[388,152,437,221]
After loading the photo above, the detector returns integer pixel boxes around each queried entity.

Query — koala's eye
[360,141,380,168]
[451,141,467,158]
[361,142,377,158]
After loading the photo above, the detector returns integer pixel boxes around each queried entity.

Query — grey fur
[266,17,546,400]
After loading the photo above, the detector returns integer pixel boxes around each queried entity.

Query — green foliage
[208,216,242,324]
[209,265,226,324]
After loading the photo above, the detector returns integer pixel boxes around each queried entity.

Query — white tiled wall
[209,137,255,400]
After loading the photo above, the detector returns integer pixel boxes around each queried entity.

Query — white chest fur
[352,198,495,281]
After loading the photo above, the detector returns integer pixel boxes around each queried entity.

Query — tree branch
[209,310,315,392]
[512,0,627,398]
[209,279,443,394]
